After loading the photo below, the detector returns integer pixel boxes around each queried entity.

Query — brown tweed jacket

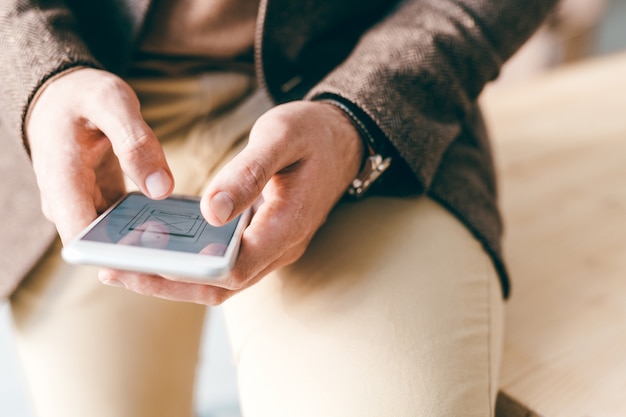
[0,0,557,300]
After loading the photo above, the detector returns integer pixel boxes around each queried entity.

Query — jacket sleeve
[306,0,558,194]
[0,0,155,152]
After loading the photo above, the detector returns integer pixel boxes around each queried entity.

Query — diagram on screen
[126,207,204,238]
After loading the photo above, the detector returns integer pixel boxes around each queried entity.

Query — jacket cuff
[309,93,420,196]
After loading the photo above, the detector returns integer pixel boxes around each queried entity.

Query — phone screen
[82,193,239,257]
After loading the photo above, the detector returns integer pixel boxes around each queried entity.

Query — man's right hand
[26,68,174,244]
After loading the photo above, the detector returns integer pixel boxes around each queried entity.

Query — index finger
[81,74,174,200]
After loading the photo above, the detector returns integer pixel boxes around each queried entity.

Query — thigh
[10,240,207,417]
[224,197,504,417]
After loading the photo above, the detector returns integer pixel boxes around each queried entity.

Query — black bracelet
[318,97,392,197]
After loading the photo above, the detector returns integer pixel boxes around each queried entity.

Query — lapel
[257,0,391,102]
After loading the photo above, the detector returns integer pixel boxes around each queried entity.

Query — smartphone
[61,192,251,282]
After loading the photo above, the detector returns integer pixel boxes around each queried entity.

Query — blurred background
[2,0,626,416]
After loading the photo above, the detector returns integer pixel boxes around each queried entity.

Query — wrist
[25,66,91,153]
[315,96,392,197]
[318,102,365,183]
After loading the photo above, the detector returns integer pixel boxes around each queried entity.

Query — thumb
[201,143,284,226]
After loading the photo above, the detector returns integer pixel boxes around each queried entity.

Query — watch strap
[316,96,392,197]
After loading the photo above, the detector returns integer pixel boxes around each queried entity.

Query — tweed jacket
[0,0,557,300]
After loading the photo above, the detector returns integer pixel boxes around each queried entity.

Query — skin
[27,67,364,305]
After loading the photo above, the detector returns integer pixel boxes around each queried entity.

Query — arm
[102,0,559,304]
[0,1,173,243]
[0,0,102,149]
[306,0,559,193]
[0,0,148,150]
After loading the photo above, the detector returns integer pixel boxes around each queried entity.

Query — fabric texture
[0,0,558,299]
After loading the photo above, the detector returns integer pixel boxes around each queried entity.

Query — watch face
[348,155,391,197]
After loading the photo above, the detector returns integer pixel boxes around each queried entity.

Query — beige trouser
[10,73,504,417]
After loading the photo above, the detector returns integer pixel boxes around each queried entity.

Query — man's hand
[102,100,364,305]
[27,68,174,244]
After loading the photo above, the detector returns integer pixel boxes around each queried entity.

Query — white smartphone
[61,192,251,282]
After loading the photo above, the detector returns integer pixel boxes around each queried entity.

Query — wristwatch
[348,152,392,197]
[319,97,392,197]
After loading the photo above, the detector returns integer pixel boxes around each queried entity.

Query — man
[0,1,556,416]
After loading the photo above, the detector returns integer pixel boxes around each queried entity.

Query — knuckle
[117,130,152,159]
[239,159,269,196]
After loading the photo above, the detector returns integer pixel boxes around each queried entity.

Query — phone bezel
[61,192,251,282]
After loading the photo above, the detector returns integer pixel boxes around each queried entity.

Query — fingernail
[102,278,127,289]
[210,191,234,224]
[145,169,172,198]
